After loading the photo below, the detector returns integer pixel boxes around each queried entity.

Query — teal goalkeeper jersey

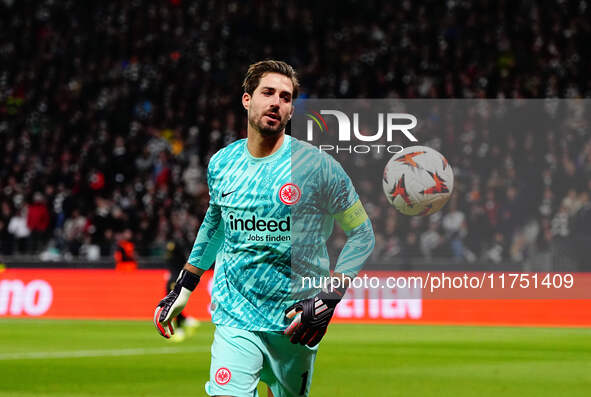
[188,135,374,331]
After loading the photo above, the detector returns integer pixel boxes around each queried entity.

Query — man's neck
[246,129,285,158]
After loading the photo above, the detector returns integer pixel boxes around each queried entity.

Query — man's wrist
[176,269,200,291]
[318,286,347,309]
[322,274,352,299]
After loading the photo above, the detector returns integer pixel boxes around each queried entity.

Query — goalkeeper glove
[283,287,346,347]
[153,269,200,339]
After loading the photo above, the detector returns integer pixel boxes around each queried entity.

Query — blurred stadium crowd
[357,101,591,270]
[0,0,590,268]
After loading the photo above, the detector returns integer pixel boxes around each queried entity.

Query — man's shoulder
[209,139,246,169]
[290,136,342,175]
[290,136,335,165]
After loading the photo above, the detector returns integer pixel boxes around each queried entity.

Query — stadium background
[1,1,590,396]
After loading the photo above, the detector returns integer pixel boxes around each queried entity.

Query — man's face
[243,72,294,136]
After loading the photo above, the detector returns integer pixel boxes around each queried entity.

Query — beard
[249,111,288,136]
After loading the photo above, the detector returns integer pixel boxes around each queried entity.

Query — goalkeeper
[154,60,374,397]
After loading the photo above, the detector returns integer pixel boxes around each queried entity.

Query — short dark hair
[242,60,299,99]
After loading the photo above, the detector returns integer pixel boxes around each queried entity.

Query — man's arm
[325,156,376,279]
[332,202,375,278]
[284,207,374,347]
[154,159,225,338]
[284,155,375,347]
[153,203,225,338]
[187,205,225,271]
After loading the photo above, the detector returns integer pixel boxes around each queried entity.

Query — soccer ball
[382,146,454,216]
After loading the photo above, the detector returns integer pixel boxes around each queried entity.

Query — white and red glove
[153,269,200,339]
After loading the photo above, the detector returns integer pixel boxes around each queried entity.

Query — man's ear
[242,92,251,110]
[289,105,294,120]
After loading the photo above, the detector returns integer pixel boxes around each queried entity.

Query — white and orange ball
[383,146,454,216]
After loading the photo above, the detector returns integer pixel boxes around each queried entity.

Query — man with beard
[153,60,374,396]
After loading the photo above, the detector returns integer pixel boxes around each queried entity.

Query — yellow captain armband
[333,199,368,232]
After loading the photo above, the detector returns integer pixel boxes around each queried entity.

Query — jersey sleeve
[187,158,225,270]
[333,216,374,277]
[321,154,360,216]
[321,155,375,277]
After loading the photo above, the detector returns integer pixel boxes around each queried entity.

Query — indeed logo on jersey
[227,213,291,242]
[228,214,290,232]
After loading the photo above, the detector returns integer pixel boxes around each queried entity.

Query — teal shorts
[205,325,317,397]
